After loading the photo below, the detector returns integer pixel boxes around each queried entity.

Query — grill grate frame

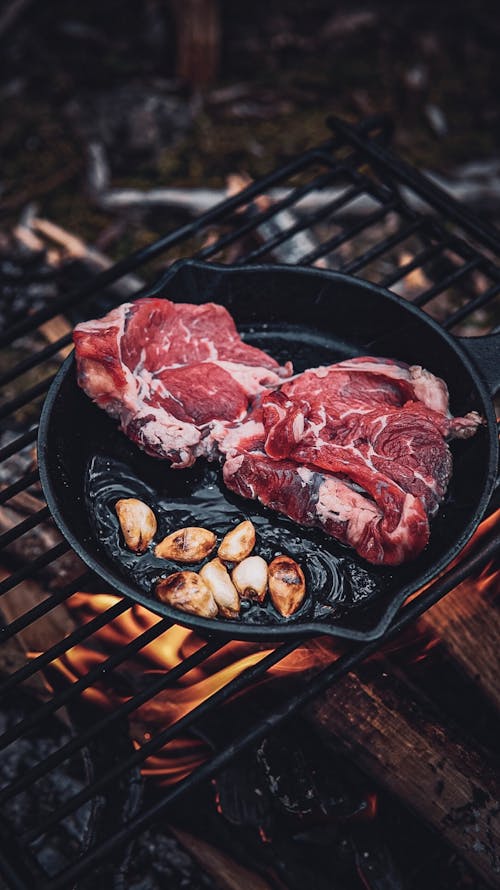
[0,115,499,889]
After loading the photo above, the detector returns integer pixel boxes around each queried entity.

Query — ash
[119,830,215,890]
[0,693,93,878]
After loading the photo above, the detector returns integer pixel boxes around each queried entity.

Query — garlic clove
[115,498,157,553]
[154,527,216,562]
[200,558,240,619]
[268,556,306,617]
[231,555,268,603]
[155,571,217,618]
[218,520,256,563]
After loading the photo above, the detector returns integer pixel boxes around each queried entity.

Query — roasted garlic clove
[231,555,268,603]
[115,498,157,553]
[155,571,217,617]
[200,558,240,619]
[155,526,216,562]
[268,556,306,617]
[218,520,256,563]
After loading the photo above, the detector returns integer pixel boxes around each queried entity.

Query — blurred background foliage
[1,0,499,250]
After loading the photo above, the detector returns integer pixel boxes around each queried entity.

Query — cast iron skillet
[38,260,500,642]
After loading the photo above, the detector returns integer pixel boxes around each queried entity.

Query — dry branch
[31,217,145,298]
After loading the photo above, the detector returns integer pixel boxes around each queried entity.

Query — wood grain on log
[419,569,500,714]
[306,664,500,888]
[170,826,275,890]
[0,566,76,700]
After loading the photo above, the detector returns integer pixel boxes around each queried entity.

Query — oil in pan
[85,455,381,626]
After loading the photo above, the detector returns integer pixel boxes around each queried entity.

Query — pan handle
[456,332,500,396]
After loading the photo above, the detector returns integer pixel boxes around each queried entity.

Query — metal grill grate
[1,116,499,890]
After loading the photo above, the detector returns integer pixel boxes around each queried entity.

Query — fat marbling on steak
[74,298,292,467]
[222,357,482,565]
[74,300,482,567]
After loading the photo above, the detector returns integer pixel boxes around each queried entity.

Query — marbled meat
[75,305,482,566]
[74,298,292,467]
[221,358,482,565]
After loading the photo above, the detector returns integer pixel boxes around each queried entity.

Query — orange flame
[49,593,340,782]
[48,510,499,783]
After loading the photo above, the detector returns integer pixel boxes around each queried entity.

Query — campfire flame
[47,510,499,784]
[49,594,340,783]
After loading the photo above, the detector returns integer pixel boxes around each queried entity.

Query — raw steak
[74,298,292,467]
[220,410,430,566]
[75,298,483,567]
[221,358,482,565]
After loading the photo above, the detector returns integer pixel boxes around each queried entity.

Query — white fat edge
[125,402,201,450]
[74,303,133,335]
[217,418,265,457]
[178,317,193,345]
[78,304,140,410]
[224,454,245,476]
[297,466,317,490]
[316,476,382,540]
[213,361,282,393]
[331,358,410,378]
[133,347,147,376]
[200,336,220,361]
[409,365,450,415]
[292,412,305,442]
[107,304,144,414]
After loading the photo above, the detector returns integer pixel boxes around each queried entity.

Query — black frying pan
[38,260,500,642]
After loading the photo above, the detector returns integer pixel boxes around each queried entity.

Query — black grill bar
[0,429,38,464]
[191,162,363,262]
[340,216,426,275]
[379,237,451,287]
[298,199,399,265]
[0,616,173,749]
[0,377,55,423]
[0,597,128,693]
[235,181,368,263]
[42,527,500,890]
[0,638,224,806]
[0,336,72,390]
[0,374,55,420]
[442,282,500,329]
[0,138,347,349]
[412,256,485,307]
[22,640,301,844]
[0,542,70,598]
[0,507,50,550]
[0,572,93,643]
[329,116,500,255]
[1,115,500,890]
[0,469,39,505]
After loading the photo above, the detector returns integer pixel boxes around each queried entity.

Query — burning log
[306,661,500,888]
[418,515,500,714]
[169,826,275,890]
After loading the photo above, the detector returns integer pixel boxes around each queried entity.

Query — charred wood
[306,663,500,888]
[419,569,500,715]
